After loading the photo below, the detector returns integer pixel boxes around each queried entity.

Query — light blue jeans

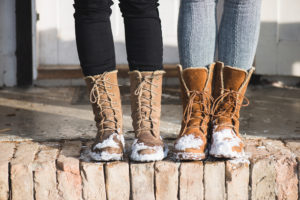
[178,0,262,70]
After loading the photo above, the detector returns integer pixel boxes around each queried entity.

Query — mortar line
[177,163,181,200]
[32,144,41,200]
[103,163,109,200]
[154,162,157,200]
[55,141,63,199]
[8,143,17,200]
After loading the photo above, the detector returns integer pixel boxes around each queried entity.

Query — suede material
[85,71,123,154]
[212,62,223,99]
[212,62,253,154]
[175,64,215,159]
[223,66,247,91]
[129,71,165,151]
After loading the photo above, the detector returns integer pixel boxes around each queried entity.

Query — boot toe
[130,139,168,162]
[90,133,124,161]
[173,134,206,160]
[209,128,245,158]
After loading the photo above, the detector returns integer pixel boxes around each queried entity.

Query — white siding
[0,0,17,86]
[35,0,300,76]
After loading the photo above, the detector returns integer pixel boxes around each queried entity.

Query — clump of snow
[130,139,168,162]
[209,128,245,158]
[173,152,205,161]
[174,134,204,151]
[93,133,124,150]
[229,157,250,165]
[257,145,266,149]
[89,150,123,161]
[80,147,123,162]
[85,133,125,161]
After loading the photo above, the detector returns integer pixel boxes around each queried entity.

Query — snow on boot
[210,62,254,159]
[173,64,215,160]
[129,70,168,162]
[85,71,124,161]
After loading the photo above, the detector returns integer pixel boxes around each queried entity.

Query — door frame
[15,0,36,86]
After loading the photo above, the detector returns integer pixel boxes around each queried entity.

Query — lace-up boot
[129,70,168,162]
[174,64,215,160]
[85,70,124,161]
[209,62,255,158]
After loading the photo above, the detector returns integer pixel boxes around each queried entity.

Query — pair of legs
[174,0,262,160]
[74,0,163,75]
[178,0,262,70]
[74,0,167,162]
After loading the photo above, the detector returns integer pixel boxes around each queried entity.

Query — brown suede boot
[85,70,124,161]
[129,70,168,162]
[209,62,255,158]
[173,64,215,160]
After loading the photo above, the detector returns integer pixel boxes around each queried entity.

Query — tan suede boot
[85,70,124,161]
[173,64,215,160]
[129,70,168,162]
[209,62,254,158]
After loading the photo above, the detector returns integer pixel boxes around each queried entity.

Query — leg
[74,0,124,161]
[218,0,262,70]
[178,0,218,68]
[119,0,166,161]
[119,0,163,71]
[74,0,116,75]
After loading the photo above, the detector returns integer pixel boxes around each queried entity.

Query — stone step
[0,138,298,200]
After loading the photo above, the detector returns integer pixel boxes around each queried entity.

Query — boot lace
[180,90,213,136]
[87,73,120,136]
[134,74,159,137]
[211,89,249,130]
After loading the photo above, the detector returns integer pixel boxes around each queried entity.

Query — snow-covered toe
[209,128,245,159]
[130,139,168,162]
[173,134,206,160]
[89,133,125,161]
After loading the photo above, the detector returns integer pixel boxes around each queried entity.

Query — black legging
[73,0,163,76]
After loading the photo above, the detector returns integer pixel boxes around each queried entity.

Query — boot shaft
[212,62,255,133]
[129,70,165,138]
[177,64,215,136]
[85,70,123,135]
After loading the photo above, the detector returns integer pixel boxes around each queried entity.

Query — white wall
[255,0,300,76]
[36,0,180,66]
[36,0,300,76]
[0,0,17,87]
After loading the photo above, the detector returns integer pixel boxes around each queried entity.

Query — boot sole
[173,151,206,161]
[209,151,244,159]
[89,151,123,161]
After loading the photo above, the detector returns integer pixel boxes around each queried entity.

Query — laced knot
[87,73,120,136]
[211,89,249,128]
[134,74,159,137]
[180,90,213,136]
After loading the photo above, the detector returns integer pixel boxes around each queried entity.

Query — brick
[105,161,130,200]
[11,142,39,200]
[264,140,298,200]
[204,161,225,200]
[81,162,106,200]
[154,161,179,200]
[0,142,15,200]
[248,139,299,200]
[274,156,298,200]
[285,140,300,199]
[179,162,203,200]
[34,143,60,200]
[130,162,155,200]
[57,141,82,200]
[285,140,300,161]
[251,159,276,200]
[226,161,249,200]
